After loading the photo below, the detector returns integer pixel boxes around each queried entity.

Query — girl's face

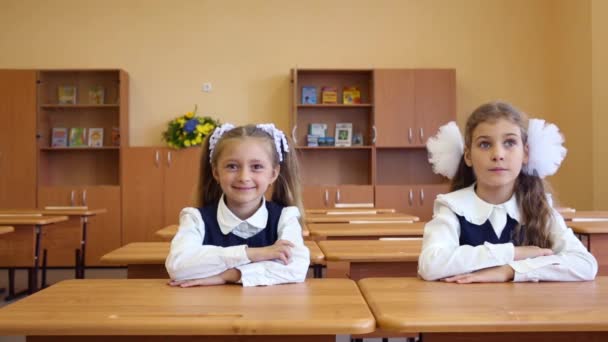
[464,118,528,201]
[212,137,279,219]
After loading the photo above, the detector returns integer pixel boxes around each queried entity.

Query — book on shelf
[51,127,68,147]
[321,86,338,104]
[88,85,105,104]
[69,128,87,147]
[307,135,319,147]
[342,86,361,104]
[308,123,327,137]
[58,85,77,104]
[88,128,104,147]
[335,123,353,147]
[111,127,120,146]
[318,136,335,146]
[352,132,364,146]
[301,86,317,104]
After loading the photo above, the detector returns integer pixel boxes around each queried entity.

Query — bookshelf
[291,68,455,220]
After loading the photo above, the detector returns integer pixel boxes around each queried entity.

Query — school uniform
[165,195,310,286]
[418,184,598,281]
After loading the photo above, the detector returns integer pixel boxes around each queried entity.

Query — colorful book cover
[88,128,104,147]
[343,86,361,104]
[308,123,327,137]
[69,128,87,147]
[58,85,77,104]
[51,128,68,147]
[302,86,317,104]
[321,86,338,104]
[335,122,353,147]
[88,85,105,104]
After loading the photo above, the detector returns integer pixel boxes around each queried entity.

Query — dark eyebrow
[474,135,490,142]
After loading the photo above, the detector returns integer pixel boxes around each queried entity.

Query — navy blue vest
[457,214,521,246]
[198,200,282,248]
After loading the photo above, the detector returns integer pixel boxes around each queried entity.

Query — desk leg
[313,264,323,278]
[29,225,42,294]
[78,217,88,279]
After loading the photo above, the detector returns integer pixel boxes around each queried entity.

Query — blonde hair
[197,124,304,219]
[451,101,553,248]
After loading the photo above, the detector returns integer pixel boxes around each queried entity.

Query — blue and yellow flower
[161,105,220,149]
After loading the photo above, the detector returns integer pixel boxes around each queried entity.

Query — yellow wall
[0,0,600,209]
[592,0,608,209]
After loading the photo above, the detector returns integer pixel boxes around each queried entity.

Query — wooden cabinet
[38,186,121,266]
[122,147,201,244]
[0,70,37,209]
[302,185,374,209]
[292,68,455,219]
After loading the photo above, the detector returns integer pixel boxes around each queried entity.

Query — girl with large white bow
[418,101,597,283]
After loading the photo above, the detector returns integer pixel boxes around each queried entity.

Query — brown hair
[196,124,304,220]
[451,101,553,248]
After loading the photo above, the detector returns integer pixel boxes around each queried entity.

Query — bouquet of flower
[162,105,220,149]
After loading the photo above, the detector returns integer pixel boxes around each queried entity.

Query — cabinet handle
[408,189,413,206]
[408,128,413,144]
[324,189,329,207]
[70,190,75,207]
[336,189,341,203]
[291,125,298,144]
[155,150,160,168]
[82,189,87,206]
[372,125,377,144]
[419,127,424,143]
[167,151,172,167]
[419,188,425,205]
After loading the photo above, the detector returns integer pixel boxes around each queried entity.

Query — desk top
[156,224,311,240]
[568,221,608,234]
[0,208,106,217]
[306,208,396,215]
[101,241,325,265]
[0,278,375,335]
[318,239,422,262]
[562,210,608,221]
[0,226,14,235]
[358,277,608,333]
[0,216,69,225]
[305,213,419,224]
[309,222,425,237]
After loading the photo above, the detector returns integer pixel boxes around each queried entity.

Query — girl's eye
[225,163,238,170]
[252,164,264,171]
[478,141,491,149]
[504,139,517,148]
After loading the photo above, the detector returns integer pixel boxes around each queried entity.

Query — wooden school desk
[305,208,396,215]
[318,239,421,279]
[0,226,14,235]
[101,241,326,279]
[305,212,419,224]
[0,278,375,341]
[569,221,608,275]
[0,208,107,279]
[0,216,68,299]
[309,222,425,240]
[359,277,608,342]
[561,210,608,221]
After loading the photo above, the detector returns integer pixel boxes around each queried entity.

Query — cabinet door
[414,69,456,145]
[375,185,415,216]
[0,70,37,208]
[334,185,374,206]
[163,148,202,226]
[82,186,121,266]
[122,147,164,243]
[38,186,81,266]
[302,186,331,209]
[374,70,415,147]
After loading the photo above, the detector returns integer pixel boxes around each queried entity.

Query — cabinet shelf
[40,104,119,109]
[40,147,120,151]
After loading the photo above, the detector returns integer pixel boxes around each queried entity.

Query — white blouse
[165,196,310,286]
[418,185,598,282]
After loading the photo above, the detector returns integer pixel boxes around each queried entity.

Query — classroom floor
[0,268,410,342]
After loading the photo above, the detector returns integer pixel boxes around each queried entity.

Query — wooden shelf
[40,104,119,109]
[40,147,120,151]
[297,104,373,108]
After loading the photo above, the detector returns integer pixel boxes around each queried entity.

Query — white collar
[217,195,268,235]
[436,184,520,226]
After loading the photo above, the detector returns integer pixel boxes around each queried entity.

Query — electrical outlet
[202,82,212,92]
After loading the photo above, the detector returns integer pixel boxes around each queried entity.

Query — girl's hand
[442,265,515,284]
[246,239,294,265]
[168,269,241,287]
[514,246,554,260]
